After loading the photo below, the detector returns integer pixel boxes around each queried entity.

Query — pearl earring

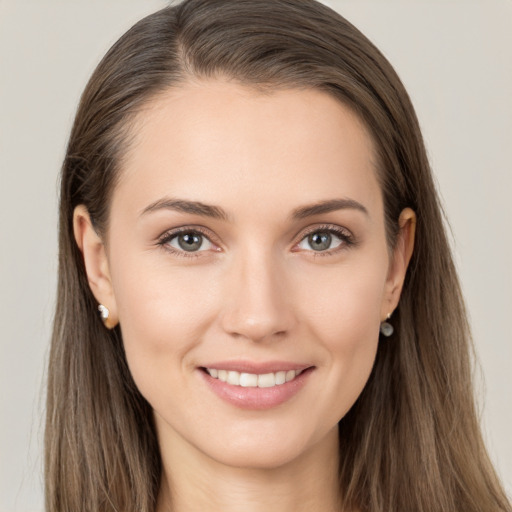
[98,304,110,322]
[380,313,394,337]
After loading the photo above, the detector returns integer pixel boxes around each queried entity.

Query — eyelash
[297,224,356,257]
[157,224,356,259]
[157,226,218,259]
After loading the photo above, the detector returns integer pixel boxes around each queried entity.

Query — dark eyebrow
[140,197,368,222]
[140,197,230,221]
[290,198,369,220]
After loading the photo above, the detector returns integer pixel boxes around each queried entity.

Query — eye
[158,227,218,257]
[296,226,354,253]
[170,231,212,252]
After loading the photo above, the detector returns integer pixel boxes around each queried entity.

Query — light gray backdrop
[1,1,511,510]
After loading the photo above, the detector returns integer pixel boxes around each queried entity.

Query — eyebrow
[140,196,368,221]
[290,198,368,220]
[140,198,230,221]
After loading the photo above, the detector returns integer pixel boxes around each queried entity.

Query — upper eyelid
[295,223,353,243]
[158,225,218,243]
[298,223,351,236]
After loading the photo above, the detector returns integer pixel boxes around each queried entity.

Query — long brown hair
[45,1,511,511]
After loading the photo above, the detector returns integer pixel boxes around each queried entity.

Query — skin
[74,81,416,512]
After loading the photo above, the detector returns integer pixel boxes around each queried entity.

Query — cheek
[298,255,388,343]
[294,257,387,419]
[110,253,218,393]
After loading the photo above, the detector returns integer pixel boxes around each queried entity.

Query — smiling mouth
[199,365,315,409]
[202,368,305,388]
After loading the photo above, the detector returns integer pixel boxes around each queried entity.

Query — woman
[45,0,512,511]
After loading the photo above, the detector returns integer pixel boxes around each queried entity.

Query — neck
[156,426,342,512]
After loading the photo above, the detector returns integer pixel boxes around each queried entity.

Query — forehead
[113,80,382,223]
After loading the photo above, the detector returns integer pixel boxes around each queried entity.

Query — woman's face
[77,81,413,470]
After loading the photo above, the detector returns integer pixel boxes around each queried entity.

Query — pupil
[178,233,202,251]
[309,232,331,251]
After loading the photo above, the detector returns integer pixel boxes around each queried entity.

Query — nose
[219,249,297,343]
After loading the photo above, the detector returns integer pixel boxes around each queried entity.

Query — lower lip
[199,368,314,410]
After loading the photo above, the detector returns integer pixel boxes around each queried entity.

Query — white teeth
[206,368,305,388]
[285,370,296,382]
[258,373,276,388]
[227,371,240,386]
[275,371,286,385]
[239,373,258,387]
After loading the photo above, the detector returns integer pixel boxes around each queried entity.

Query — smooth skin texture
[74,81,416,512]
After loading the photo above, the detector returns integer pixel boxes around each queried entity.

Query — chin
[207,442,310,470]
[195,421,339,471]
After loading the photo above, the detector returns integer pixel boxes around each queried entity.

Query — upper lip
[199,360,313,374]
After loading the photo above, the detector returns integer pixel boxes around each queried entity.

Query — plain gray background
[1,1,511,510]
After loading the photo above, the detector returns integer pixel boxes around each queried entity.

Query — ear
[73,205,119,328]
[381,207,416,320]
